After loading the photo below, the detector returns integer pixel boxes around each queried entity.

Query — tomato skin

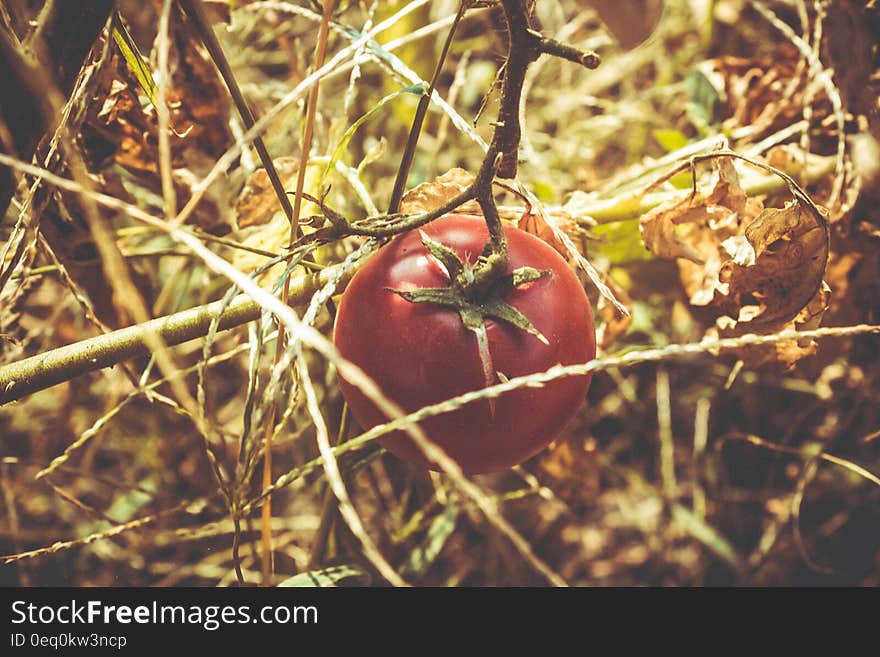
[332,214,596,474]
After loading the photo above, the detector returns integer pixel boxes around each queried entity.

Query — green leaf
[277,565,370,587]
[591,220,653,264]
[531,180,556,201]
[653,128,689,153]
[685,63,725,128]
[111,13,159,109]
[669,170,694,189]
[322,83,426,184]
[403,506,459,576]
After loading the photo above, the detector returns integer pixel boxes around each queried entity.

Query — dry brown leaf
[79,20,233,233]
[586,0,665,49]
[234,157,324,231]
[167,16,232,159]
[715,282,831,370]
[235,157,299,229]
[517,208,577,259]
[641,157,762,270]
[83,52,158,175]
[399,167,481,215]
[641,194,719,263]
[641,156,830,368]
[704,51,808,137]
[718,200,829,330]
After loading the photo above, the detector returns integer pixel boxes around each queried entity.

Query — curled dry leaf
[81,21,233,232]
[643,157,763,303]
[714,281,831,370]
[399,167,481,215]
[640,155,831,368]
[85,53,158,175]
[717,200,829,331]
[87,20,232,169]
[695,50,845,217]
[699,50,816,138]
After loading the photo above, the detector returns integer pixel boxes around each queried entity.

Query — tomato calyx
[386,230,551,346]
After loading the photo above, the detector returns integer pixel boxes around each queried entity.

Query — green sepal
[386,286,460,306]
[387,286,549,345]
[457,306,485,332]
[510,266,549,287]
[480,299,549,345]
[387,237,551,345]
[419,231,465,282]
[487,266,550,298]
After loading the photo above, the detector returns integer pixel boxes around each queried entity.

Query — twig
[155,0,177,219]
[387,0,467,213]
[692,397,711,520]
[259,0,336,587]
[1,501,199,564]
[0,268,347,405]
[178,0,294,226]
[656,367,676,500]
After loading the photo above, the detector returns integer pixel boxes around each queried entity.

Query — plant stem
[466,0,540,290]
[387,1,467,214]
[260,0,335,588]
[178,0,294,225]
[574,154,837,225]
[0,266,350,406]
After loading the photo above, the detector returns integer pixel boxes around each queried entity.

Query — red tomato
[332,214,596,474]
